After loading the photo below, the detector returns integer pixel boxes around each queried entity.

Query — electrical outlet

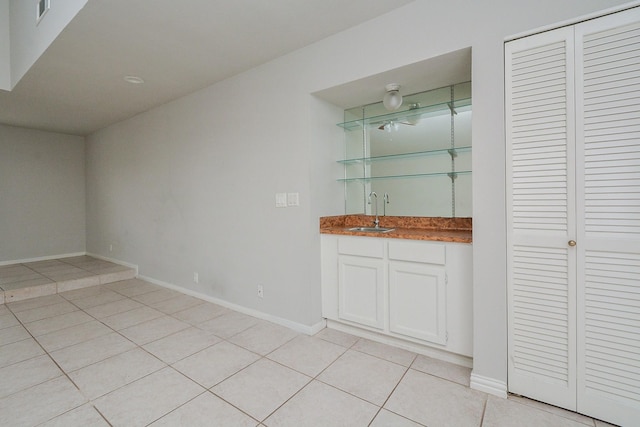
[257,284,264,298]
[193,272,199,284]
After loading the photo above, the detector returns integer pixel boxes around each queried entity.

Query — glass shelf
[337,170,471,183]
[338,98,471,131]
[337,146,471,164]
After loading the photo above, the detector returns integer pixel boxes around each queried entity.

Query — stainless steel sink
[348,227,395,233]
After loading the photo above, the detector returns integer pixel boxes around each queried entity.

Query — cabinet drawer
[338,237,385,258]
[388,240,445,265]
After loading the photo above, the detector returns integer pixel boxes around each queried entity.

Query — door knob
[568,240,576,247]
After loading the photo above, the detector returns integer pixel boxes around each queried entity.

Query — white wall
[0,0,10,90]
[0,124,86,262]
[85,0,632,389]
[8,0,87,89]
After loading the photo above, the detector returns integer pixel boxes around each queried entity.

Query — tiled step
[0,256,136,304]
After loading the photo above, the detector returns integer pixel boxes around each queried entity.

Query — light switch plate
[275,193,287,207]
[287,192,299,206]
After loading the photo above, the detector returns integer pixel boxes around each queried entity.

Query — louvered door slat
[576,9,640,425]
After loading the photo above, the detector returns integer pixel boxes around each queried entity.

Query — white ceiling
[0,0,414,136]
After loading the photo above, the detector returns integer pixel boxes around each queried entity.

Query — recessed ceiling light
[123,75,144,84]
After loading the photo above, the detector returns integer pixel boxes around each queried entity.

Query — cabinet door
[338,256,385,330]
[506,25,578,411]
[389,261,446,345]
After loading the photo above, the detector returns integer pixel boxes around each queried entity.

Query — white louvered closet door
[575,9,640,426]
[505,27,578,411]
[507,7,640,426]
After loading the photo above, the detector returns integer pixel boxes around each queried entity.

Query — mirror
[339,82,472,217]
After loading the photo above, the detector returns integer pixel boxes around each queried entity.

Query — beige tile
[84,297,144,318]
[149,391,258,427]
[267,335,346,377]
[0,338,45,368]
[101,305,164,330]
[370,409,424,426]
[105,278,161,297]
[6,293,66,312]
[265,380,378,427]
[352,338,417,367]
[317,349,407,406]
[0,312,20,329]
[56,275,101,292]
[60,284,111,300]
[92,264,131,274]
[64,258,112,270]
[0,271,45,285]
[37,320,113,352]
[99,268,136,284]
[143,326,221,364]
[411,354,472,386]
[38,266,86,278]
[197,311,259,338]
[39,404,110,427]
[0,376,87,427]
[212,358,310,421]
[172,301,229,324]
[13,300,78,323]
[0,324,30,345]
[4,282,57,302]
[71,289,126,309]
[94,367,204,427]
[24,259,67,270]
[70,347,166,399]
[24,310,94,336]
[0,354,62,398]
[132,288,182,305]
[0,265,36,281]
[149,294,205,314]
[484,395,592,427]
[119,315,190,345]
[50,332,137,372]
[173,341,260,388]
[1,277,54,290]
[508,395,596,426]
[229,321,298,355]
[314,327,360,348]
[384,369,486,427]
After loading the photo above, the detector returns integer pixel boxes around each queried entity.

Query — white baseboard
[85,252,139,275]
[138,274,326,336]
[470,372,508,398]
[0,252,86,266]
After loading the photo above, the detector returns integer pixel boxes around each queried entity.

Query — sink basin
[348,227,395,233]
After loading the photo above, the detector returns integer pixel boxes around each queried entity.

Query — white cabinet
[389,261,446,344]
[321,234,472,357]
[505,7,640,426]
[338,256,385,329]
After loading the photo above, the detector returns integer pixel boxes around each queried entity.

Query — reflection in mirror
[338,82,471,218]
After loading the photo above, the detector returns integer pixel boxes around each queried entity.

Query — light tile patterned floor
[0,272,620,426]
[0,256,135,304]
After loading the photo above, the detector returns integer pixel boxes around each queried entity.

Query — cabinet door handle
[568,240,576,247]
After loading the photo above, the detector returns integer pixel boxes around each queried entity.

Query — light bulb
[383,84,402,111]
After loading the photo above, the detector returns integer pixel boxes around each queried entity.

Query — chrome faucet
[368,191,379,228]
[383,193,390,216]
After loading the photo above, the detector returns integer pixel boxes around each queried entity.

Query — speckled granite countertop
[320,215,472,243]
